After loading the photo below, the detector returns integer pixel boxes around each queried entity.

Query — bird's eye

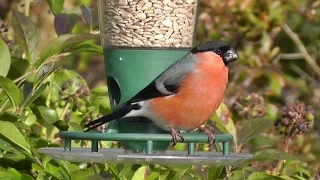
[216,49,221,54]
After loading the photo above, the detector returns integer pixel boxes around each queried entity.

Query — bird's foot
[169,127,184,146]
[199,125,216,146]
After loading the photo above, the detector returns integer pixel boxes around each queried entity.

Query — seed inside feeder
[100,0,198,48]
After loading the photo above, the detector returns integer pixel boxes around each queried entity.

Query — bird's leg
[169,127,184,146]
[199,125,216,146]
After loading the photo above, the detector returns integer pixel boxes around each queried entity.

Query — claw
[200,125,216,146]
[169,127,184,146]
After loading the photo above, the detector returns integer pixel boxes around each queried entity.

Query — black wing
[126,80,179,104]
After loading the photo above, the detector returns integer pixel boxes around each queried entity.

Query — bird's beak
[223,48,238,64]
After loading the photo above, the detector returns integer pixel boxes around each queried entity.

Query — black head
[190,41,238,66]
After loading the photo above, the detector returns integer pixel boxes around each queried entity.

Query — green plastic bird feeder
[39,0,252,165]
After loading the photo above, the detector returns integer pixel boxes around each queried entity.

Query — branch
[282,24,320,77]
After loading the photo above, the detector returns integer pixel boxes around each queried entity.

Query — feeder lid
[39,148,252,166]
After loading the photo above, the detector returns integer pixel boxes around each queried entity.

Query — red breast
[149,52,229,130]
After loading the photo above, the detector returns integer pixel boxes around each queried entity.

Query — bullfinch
[84,41,238,145]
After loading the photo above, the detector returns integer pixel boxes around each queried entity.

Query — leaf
[171,168,189,179]
[247,172,285,180]
[208,166,223,180]
[266,72,284,97]
[11,10,40,64]
[106,164,121,180]
[212,103,237,145]
[7,57,29,81]
[54,13,79,35]
[0,75,21,111]
[68,43,102,54]
[7,167,21,179]
[24,113,37,126]
[80,5,92,26]
[37,106,59,124]
[0,38,11,77]
[69,122,83,131]
[71,167,95,180]
[252,149,297,161]
[146,172,160,180]
[132,166,147,180]
[53,120,69,131]
[47,0,64,15]
[0,121,31,154]
[238,118,272,147]
[0,171,14,179]
[39,33,99,64]
[21,173,34,180]
[21,82,49,109]
[80,5,99,30]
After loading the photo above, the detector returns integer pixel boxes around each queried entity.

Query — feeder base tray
[39,148,252,166]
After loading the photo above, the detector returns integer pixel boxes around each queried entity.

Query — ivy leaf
[39,33,99,64]
[46,0,64,15]
[0,75,21,111]
[11,10,40,64]
[0,38,11,77]
[0,121,31,154]
[54,13,79,35]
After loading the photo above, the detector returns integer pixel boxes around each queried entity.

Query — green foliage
[0,0,319,179]
[0,39,11,77]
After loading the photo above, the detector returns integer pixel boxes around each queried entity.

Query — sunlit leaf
[7,167,21,179]
[71,167,95,179]
[47,0,64,15]
[68,43,102,54]
[0,121,31,154]
[132,166,147,180]
[146,172,160,180]
[39,33,98,64]
[266,72,284,97]
[106,164,121,180]
[0,171,14,179]
[0,38,11,77]
[213,103,237,145]
[11,10,40,64]
[0,75,21,111]
[37,106,59,124]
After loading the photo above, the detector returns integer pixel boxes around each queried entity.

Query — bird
[84,41,238,145]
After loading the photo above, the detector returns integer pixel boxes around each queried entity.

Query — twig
[59,102,71,120]
[290,64,320,87]
[282,24,320,77]
[272,137,291,175]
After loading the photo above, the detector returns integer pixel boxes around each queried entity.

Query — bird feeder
[39,0,252,165]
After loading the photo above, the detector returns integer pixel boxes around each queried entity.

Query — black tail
[84,103,140,132]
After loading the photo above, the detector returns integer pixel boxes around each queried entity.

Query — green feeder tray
[39,131,252,165]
